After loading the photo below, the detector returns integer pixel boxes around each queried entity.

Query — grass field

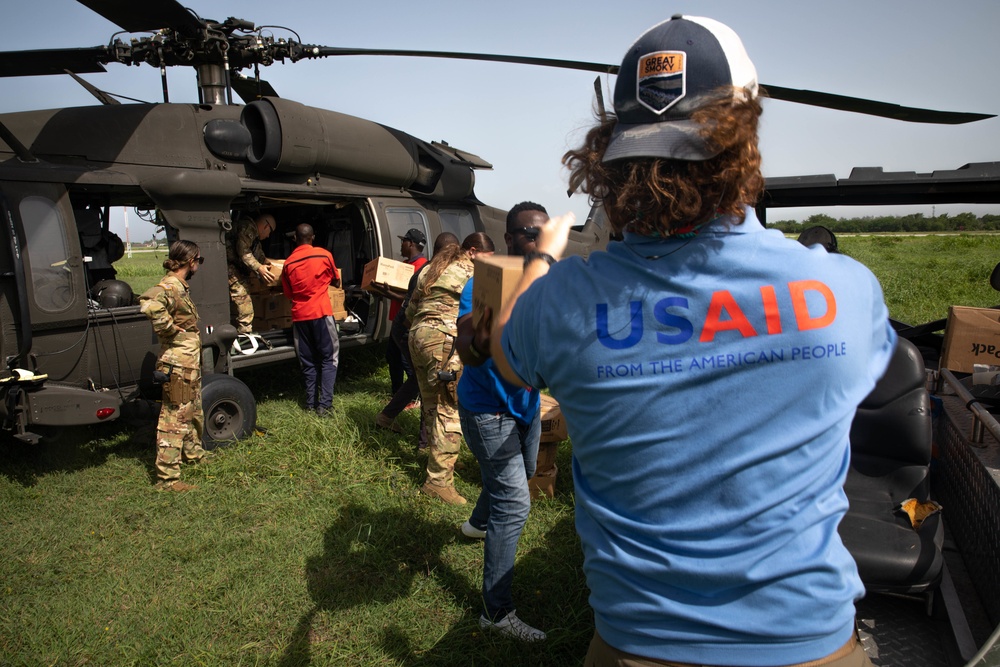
[1,234,998,665]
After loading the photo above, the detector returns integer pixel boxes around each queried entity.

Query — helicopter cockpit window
[20,196,74,313]
[438,209,476,241]
[384,208,429,258]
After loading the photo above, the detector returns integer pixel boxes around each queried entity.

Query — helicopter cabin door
[0,183,88,367]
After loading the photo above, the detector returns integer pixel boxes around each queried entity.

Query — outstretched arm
[491,213,575,386]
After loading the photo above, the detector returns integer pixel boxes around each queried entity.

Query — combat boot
[420,482,467,505]
[156,480,196,492]
[375,413,402,433]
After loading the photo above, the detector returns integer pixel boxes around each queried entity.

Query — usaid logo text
[596,280,836,349]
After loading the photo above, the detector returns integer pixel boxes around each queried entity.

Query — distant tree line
[768,212,1000,234]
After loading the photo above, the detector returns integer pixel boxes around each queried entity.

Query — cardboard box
[940,306,1000,374]
[260,293,292,319]
[528,464,558,500]
[328,286,348,320]
[252,315,292,332]
[535,441,558,474]
[472,255,523,326]
[328,286,345,312]
[247,259,284,293]
[362,257,414,292]
[267,315,293,330]
[539,394,568,443]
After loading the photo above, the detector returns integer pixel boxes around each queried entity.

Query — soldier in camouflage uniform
[406,233,496,505]
[139,240,207,492]
[227,212,276,333]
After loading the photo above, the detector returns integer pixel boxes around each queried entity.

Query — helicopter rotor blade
[298,46,994,125]
[297,46,619,75]
[0,48,109,77]
[761,84,995,125]
[76,0,204,38]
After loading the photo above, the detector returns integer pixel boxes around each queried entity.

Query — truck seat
[839,337,944,594]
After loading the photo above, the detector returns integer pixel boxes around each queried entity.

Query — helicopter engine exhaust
[240,97,457,195]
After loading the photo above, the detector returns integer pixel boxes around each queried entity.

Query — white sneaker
[461,520,486,539]
[479,611,546,642]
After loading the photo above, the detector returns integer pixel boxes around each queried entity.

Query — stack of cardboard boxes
[529,394,567,499]
[248,260,349,330]
[247,260,292,332]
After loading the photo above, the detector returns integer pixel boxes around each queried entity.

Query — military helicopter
[0,0,994,450]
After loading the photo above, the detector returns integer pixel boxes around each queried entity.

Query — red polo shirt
[281,243,338,322]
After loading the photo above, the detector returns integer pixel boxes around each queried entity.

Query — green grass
[0,347,588,666]
[837,233,1000,325]
[114,248,170,295]
[2,234,997,665]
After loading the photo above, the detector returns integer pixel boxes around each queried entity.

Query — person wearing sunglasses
[139,240,208,492]
[453,201,549,642]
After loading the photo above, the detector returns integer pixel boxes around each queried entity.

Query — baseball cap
[398,228,426,245]
[603,15,758,163]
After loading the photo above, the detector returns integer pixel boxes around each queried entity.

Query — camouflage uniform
[139,274,206,482]
[406,255,474,489]
[227,218,268,333]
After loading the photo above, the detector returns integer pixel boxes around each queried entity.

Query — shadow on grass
[0,419,155,486]
[277,501,476,666]
[278,498,592,666]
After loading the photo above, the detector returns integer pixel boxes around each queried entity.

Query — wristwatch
[523,251,556,268]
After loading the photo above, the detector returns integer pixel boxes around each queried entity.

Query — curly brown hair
[563,89,764,237]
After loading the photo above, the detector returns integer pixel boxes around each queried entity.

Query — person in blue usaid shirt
[454,202,549,642]
[487,15,895,667]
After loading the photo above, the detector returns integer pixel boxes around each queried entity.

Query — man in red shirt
[281,224,341,416]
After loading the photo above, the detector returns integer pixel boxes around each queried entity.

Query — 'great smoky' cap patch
[604,15,758,163]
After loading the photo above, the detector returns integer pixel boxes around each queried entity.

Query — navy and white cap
[604,15,758,163]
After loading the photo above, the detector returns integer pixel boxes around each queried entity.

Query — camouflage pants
[409,327,463,488]
[227,266,254,334]
[155,364,206,482]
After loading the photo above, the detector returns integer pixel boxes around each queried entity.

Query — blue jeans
[459,405,540,621]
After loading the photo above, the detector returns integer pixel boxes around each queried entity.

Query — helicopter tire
[201,374,257,450]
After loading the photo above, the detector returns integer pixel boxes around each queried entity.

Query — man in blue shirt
[454,202,548,642]
[489,16,890,667]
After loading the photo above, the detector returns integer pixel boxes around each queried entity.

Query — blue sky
[2,0,998,238]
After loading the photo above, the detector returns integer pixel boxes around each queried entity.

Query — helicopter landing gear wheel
[201,374,256,450]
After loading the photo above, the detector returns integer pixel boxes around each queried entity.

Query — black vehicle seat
[839,337,944,594]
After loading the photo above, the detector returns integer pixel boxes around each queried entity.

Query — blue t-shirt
[457,278,539,424]
[502,208,896,666]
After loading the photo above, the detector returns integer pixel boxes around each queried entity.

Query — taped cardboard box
[940,306,1000,374]
[362,257,414,292]
[472,255,523,326]
[528,463,558,500]
[539,394,568,443]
